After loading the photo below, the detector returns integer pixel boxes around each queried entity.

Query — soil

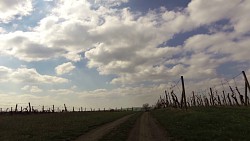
[126,112,169,141]
[74,114,133,141]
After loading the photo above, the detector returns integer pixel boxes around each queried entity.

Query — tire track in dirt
[127,112,169,141]
[74,114,133,141]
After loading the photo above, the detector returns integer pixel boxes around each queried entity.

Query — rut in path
[74,114,132,141]
[127,112,169,141]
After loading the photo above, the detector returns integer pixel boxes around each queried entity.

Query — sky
[0,0,250,110]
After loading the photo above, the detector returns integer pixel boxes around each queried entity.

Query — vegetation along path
[127,112,169,141]
[75,114,133,141]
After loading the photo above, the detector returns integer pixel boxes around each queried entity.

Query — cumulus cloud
[93,0,129,7]
[0,0,249,87]
[22,85,43,93]
[0,31,66,61]
[55,62,76,75]
[49,88,74,95]
[0,0,33,23]
[0,27,6,33]
[0,66,68,84]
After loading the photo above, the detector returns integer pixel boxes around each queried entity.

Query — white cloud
[55,62,75,75]
[0,31,66,62]
[0,0,249,87]
[49,88,74,95]
[21,85,43,93]
[0,0,33,23]
[187,0,239,25]
[0,27,6,33]
[0,66,68,84]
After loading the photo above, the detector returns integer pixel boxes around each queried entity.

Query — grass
[0,111,133,141]
[100,112,142,141]
[151,107,250,141]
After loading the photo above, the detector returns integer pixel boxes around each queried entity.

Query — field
[151,107,250,141]
[0,111,133,141]
[1,107,250,141]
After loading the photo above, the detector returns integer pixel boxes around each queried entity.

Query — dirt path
[127,112,169,141]
[74,114,133,141]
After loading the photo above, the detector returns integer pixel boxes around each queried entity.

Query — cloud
[0,0,33,23]
[49,88,74,95]
[21,85,43,93]
[0,0,249,87]
[55,62,76,75]
[0,66,68,84]
[0,31,66,62]
[0,27,6,33]
[93,0,129,7]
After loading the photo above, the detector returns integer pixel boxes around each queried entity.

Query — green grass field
[151,107,250,141]
[0,111,132,141]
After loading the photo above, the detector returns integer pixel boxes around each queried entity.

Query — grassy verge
[0,111,133,141]
[100,112,142,141]
[151,107,250,141]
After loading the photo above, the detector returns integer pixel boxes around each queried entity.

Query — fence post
[64,104,67,112]
[181,76,187,110]
[15,104,18,113]
[242,71,250,106]
[28,102,31,113]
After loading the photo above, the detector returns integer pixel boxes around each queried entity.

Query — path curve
[75,114,133,141]
[127,112,169,141]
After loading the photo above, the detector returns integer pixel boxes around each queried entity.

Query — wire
[169,78,181,90]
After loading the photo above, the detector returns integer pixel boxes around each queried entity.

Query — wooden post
[242,71,250,106]
[64,104,67,112]
[42,106,45,112]
[210,88,214,106]
[81,107,83,112]
[52,105,55,113]
[73,107,74,112]
[15,104,18,112]
[21,107,22,112]
[28,102,31,113]
[181,76,187,110]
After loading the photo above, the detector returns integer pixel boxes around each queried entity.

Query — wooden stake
[64,104,67,112]
[242,71,250,106]
[15,104,18,112]
[28,102,31,113]
[181,76,187,110]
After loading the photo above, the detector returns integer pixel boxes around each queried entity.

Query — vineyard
[155,71,250,109]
